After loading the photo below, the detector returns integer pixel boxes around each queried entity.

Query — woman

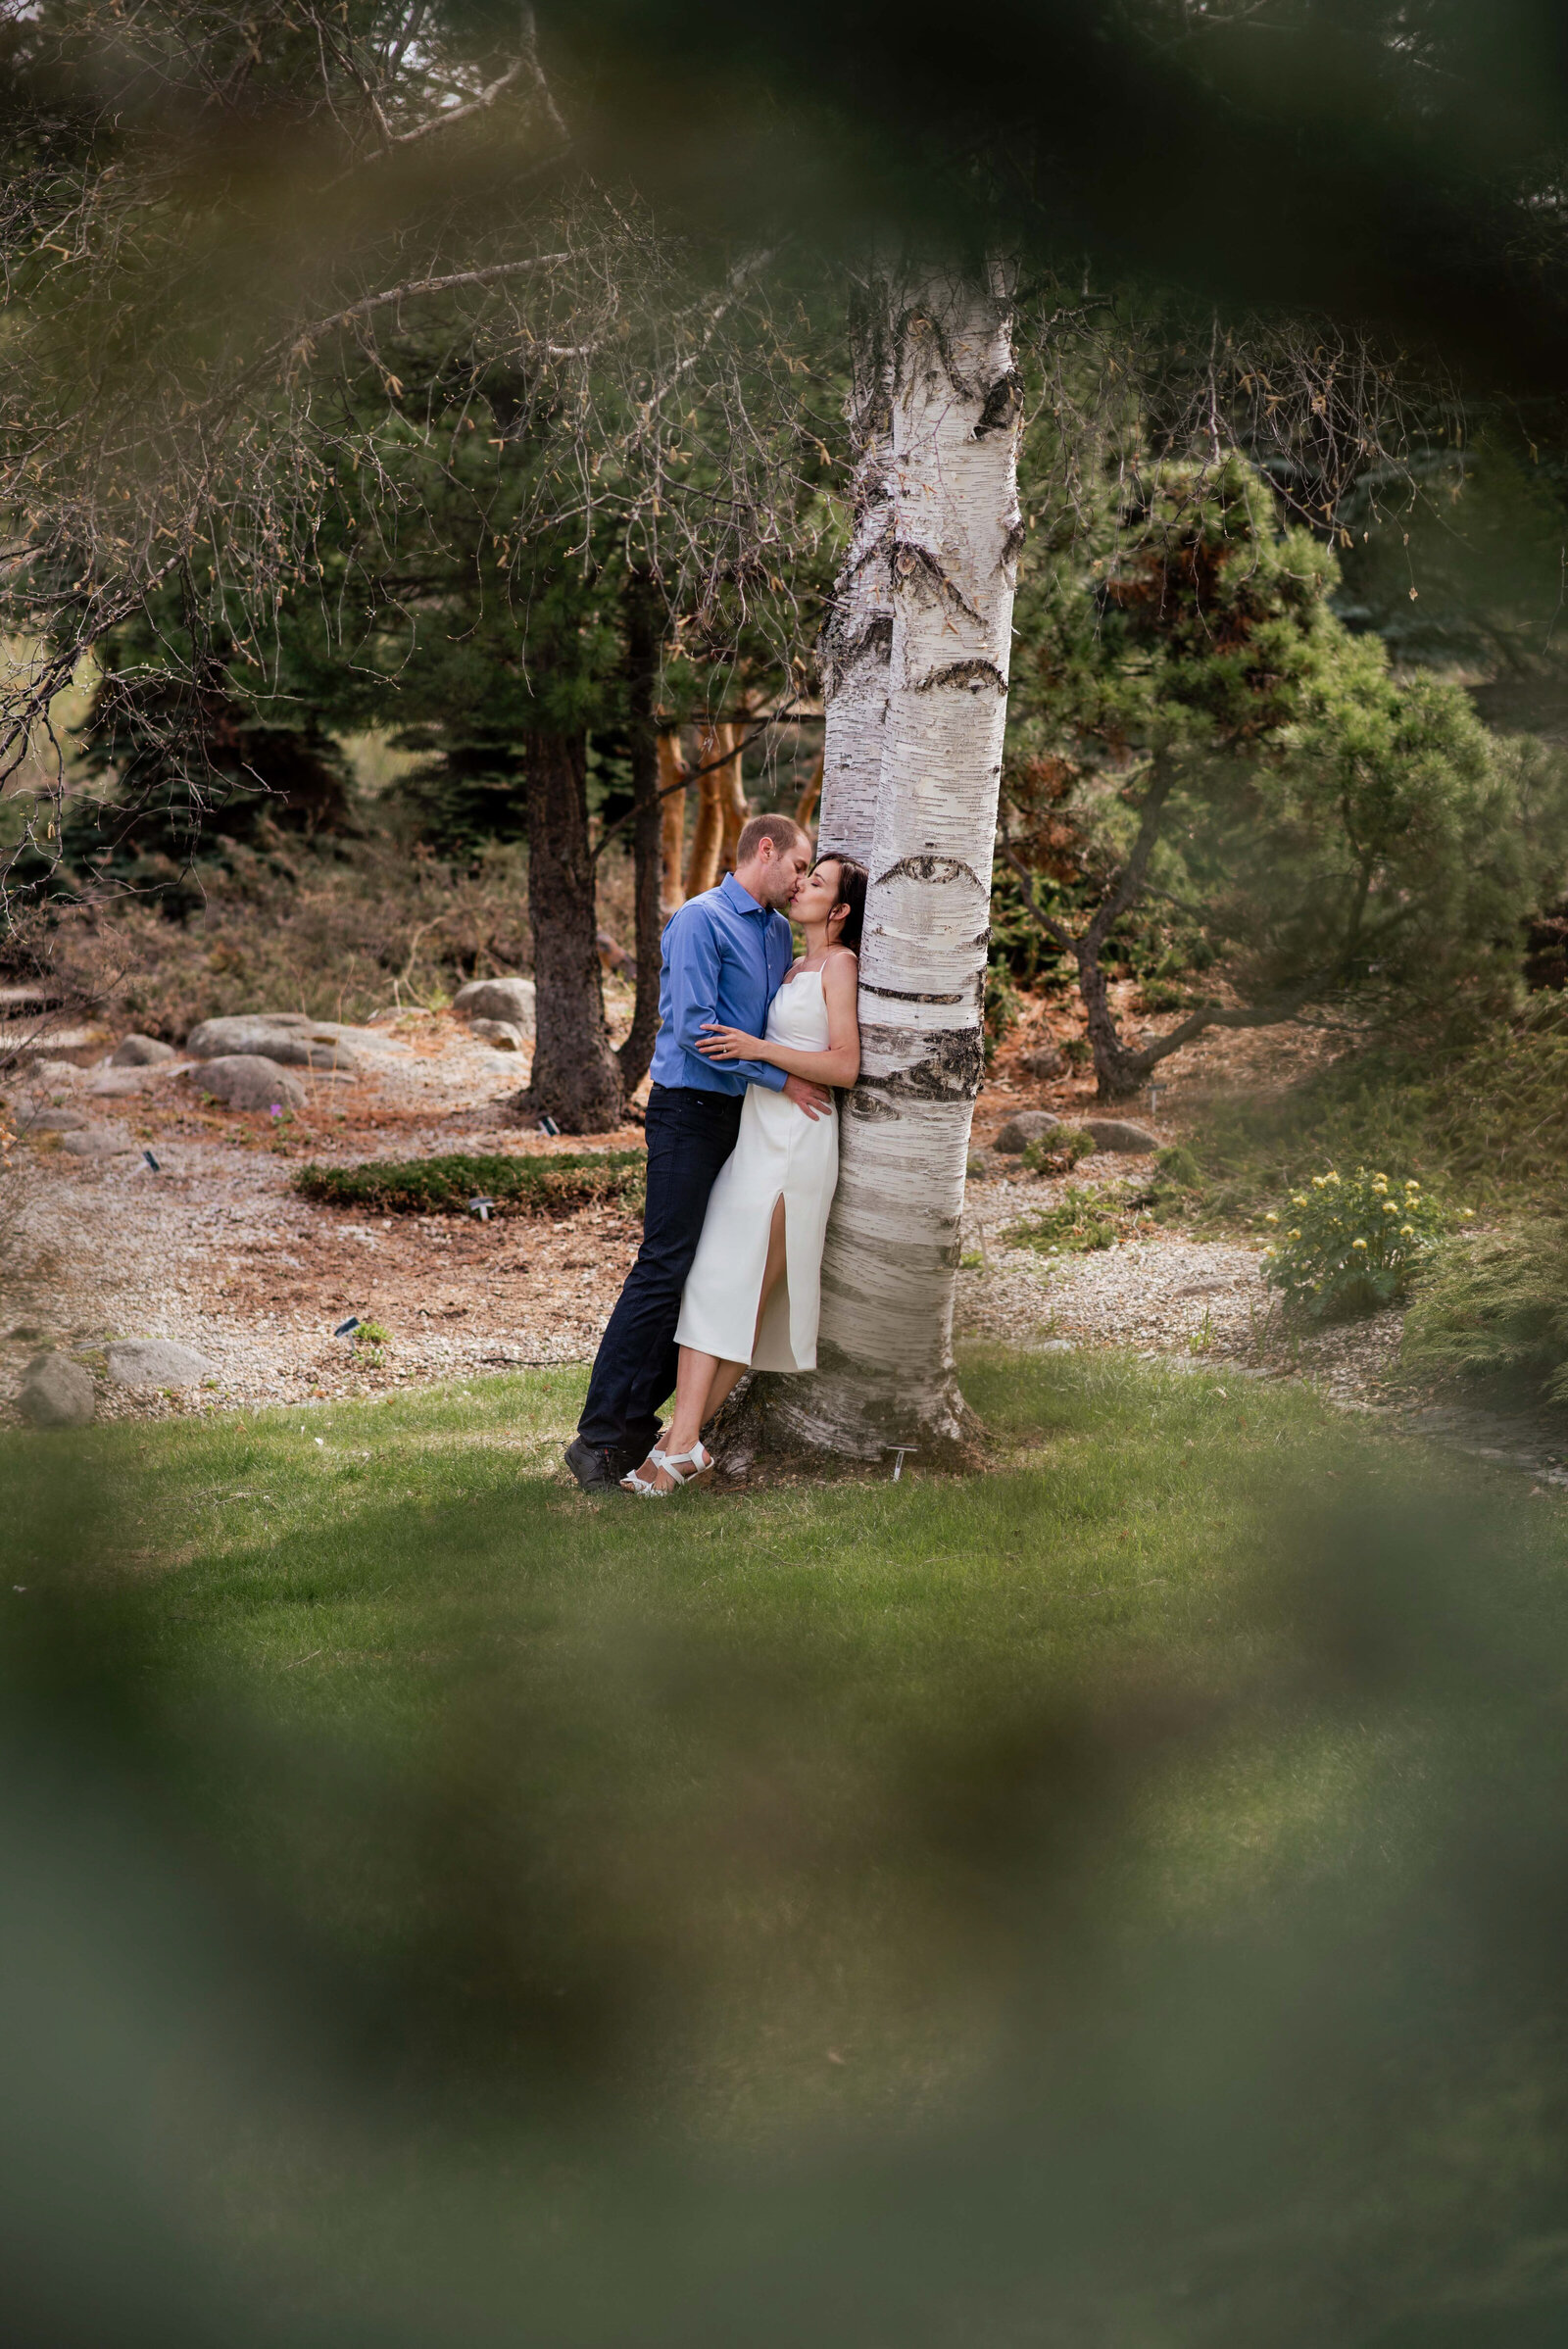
[621,854,868,1494]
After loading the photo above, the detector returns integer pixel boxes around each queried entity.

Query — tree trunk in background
[762,258,1023,1462]
[515,729,625,1133]
[684,718,727,896]
[717,717,750,874]
[616,572,664,1099]
[658,728,688,918]
[794,748,824,833]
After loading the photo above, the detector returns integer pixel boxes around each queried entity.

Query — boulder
[87,1069,174,1099]
[190,1055,307,1112]
[453,977,537,1034]
[26,1106,87,1133]
[59,1123,137,1156]
[106,1338,219,1390]
[1019,1044,1069,1081]
[994,1111,1063,1154]
[17,1351,95,1428]
[184,1016,358,1070]
[471,1018,526,1051]
[111,1034,176,1066]
[1079,1117,1161,1153]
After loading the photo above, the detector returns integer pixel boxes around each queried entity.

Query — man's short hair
[736,811,809,865]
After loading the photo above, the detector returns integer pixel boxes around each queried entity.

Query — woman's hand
[697,1022,766,1061]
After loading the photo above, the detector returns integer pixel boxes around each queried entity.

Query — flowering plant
[1260,1166,1463,1322]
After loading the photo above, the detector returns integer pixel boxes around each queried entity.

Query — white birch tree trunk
[768,257,1023,1462]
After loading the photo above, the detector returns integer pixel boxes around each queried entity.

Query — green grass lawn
[8,1349,1568,2343]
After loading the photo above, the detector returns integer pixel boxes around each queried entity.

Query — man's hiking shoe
[564,1437,624,1493]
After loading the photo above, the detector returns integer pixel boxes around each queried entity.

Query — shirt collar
[719,870,770,918]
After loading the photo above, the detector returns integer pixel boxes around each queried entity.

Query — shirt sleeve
[666,903,787,1090]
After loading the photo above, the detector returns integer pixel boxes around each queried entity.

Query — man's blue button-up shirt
[649,871,794,1096]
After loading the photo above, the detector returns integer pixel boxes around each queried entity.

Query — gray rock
[1079,1117,1161,1153]
[111,1033,176,1066]
[26,1106,88,1132]
[470,1018,526,1051]
[1019,1044,1069,1080]
[87,1069,178,1098]
[994,1111,1063,1153]
[453,977,537,1034]
[184,1016,357,1070]
[18,1351,95,1427]
[106,1338,219,1390]
[59,1123,137,1156]
[189,1055,307,1111]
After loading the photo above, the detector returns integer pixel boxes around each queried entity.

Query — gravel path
[6,1034,1566,1492]
[3,1011,643,1420]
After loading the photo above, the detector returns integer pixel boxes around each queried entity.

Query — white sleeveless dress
[675,967,839,1372]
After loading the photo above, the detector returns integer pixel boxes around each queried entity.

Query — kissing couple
[564,814,868,1495]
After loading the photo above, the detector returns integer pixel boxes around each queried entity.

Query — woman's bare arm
[696,950,860,1087]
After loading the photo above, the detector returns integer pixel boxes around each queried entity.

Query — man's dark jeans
[578,1084,744,1457]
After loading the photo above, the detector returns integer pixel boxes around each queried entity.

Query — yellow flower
[1291,1193,1306,1207]
[1462,1207,1475,1219]
[1382,1199,1397,1213]
[1311,1175,1327,1189]
[1399,1224,1414,1238]
[1264,1211,1279,1224]
[1405,1179,1420,1192]
[1352,1237,1368,1249]
[1326,1171,1342,1186]
[1288,1229,1300,1242]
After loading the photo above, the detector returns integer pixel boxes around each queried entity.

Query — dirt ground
[6,992,1566,1487]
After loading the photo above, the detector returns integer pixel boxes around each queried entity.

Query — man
[564,813,829,1493]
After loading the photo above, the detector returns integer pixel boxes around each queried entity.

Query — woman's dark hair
[813,855,868,954]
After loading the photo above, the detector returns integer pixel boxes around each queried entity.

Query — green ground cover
[1173,999,1568,1230]
[7,1350,1568,2343]
[294,1147,644,1216]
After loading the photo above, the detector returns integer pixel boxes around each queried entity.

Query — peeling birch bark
[764,259,1023,1462]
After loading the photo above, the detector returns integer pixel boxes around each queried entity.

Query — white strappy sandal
[620,1441,714,1496]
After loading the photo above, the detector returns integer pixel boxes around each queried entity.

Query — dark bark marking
[873,853,984,891]
[972,369,1023,439]
[858,1022,985,1101]
[842,1086,901,1124]
[915,658,1006,696]
[892,538,983,623]
[860,982,967,1004]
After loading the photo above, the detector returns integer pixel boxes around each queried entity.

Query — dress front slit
[674,971,838,1372]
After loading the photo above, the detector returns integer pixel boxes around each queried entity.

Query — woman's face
[794,859,847,931]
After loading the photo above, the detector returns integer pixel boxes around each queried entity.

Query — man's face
[758,835,811,910]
